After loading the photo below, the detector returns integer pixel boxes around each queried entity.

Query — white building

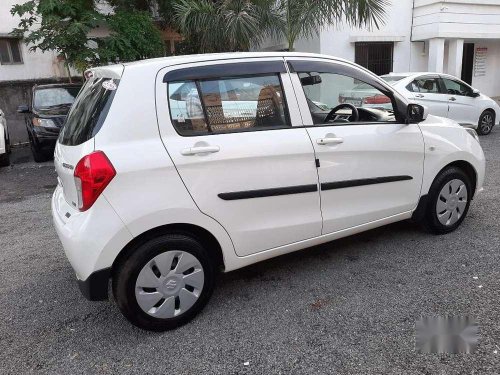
[262,0,500,98]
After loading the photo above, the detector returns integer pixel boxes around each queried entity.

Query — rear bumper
[51,184,133,300]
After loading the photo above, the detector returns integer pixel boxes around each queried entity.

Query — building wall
[470,41,500,98]
[319,0,415,72]
[0,0,70,82]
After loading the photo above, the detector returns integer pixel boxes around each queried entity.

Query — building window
[0,38,23,64]
[355,42,393,76]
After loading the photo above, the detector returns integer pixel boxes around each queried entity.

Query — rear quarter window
[58,77,119,146]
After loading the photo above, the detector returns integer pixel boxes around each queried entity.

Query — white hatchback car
[382,72,500,135]
[52,53,485,331]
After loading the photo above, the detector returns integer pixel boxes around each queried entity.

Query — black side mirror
[17,104,30,114]
[407,103,428,124]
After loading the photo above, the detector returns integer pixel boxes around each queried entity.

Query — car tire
[113,234,216,331]
[30,137,48,163]
[0,151,9,167]
[422,167,472,234]
[477,110,495,135]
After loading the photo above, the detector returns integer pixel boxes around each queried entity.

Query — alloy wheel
[436,179,468,226]
[135,251,204,318]
[480,114,493,134]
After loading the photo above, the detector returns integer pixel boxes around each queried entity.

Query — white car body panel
[50,52,486,282]
[0,109,7,155]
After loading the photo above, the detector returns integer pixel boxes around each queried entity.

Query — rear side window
[408,78,441,94]
[168,74,290,136]
[59,77,119,146]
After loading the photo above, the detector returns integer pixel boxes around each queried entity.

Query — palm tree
[173,0,283,52]
[281,0,388,51]
[172,0,388,53]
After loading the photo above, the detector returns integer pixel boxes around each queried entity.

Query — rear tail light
[363,95,391,105]
[74,151,116,212]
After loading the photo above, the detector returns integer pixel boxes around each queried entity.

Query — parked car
[18,83,82,162]
[52,53,485,331]
[381,72,500,135]
[0,108,10,167]
[338,81,393,110]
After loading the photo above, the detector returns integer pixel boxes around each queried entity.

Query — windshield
[33,87,81,109]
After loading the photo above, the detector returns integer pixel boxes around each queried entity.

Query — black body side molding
[321,175,413,191]
[218,184,318,201]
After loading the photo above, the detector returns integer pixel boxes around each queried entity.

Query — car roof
[90,52,363,77]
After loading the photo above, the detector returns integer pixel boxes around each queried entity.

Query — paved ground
[1,133,500,375]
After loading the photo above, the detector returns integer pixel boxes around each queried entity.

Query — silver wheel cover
[436,179,468,226]
[135,251,204,318]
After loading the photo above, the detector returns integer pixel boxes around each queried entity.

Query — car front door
[440,77,478,126]
[408,76,449,118]
[156,59,322,256]
[287,58,425,234]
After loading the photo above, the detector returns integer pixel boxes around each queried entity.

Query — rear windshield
[34,86,81,110]
[58,77,119,146]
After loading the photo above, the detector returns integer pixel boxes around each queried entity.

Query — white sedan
[381,73,500,135]
[0,108,10,167]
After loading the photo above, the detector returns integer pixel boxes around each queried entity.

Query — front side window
[298,72,395,125]
[168,74,289,135]
[0,38,22,64]
[442,79,472,96]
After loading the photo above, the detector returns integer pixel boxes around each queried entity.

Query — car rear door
[408,75,449,118]
[156,58,322,257]
[286,57,424,234]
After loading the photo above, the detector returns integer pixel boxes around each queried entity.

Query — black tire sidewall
[477,110,495,135]
[425,167,472,234]
[113,234,215,331]
[0,152,9,167]
[30,136,47,163]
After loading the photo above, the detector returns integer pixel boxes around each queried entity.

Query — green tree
[171,0,388,53]
[172,0,283,52]
[281,0,388,51]
[11,0,164,74]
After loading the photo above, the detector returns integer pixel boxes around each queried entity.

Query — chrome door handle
[415,94,425,98]
[449,97,457,101]
[181,145,220,156]
[317,137,344,145]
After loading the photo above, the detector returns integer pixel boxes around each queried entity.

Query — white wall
[413,0,500,41]
[470,41,500,98]
[315,0,414,72]
[0,0,69,82]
